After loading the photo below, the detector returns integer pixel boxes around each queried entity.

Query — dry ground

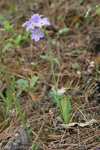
[0,0,100,149]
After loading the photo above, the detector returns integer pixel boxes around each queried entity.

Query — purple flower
[22,21,29,27]
[35,17,50,28]
[30,28,44,42]
[22,14,40,31]
[26,21,35,31]
[22,14,50,41]
[30,14,41,23]
[22,14,50,31]
[22,20,35,31]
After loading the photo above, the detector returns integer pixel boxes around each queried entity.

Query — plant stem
[44,29,59,99]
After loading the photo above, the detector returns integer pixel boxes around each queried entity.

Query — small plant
[16,76,39,93]
[0,79,15,114]
[72,62,79,69]
[40,55,59,64]
[50,92,72,123]
[0,20,14,31]
[56,28,70,36]
[7,34,22,49]
[22,14,72,124]
[85,2,100,18]
[0,77,31,140]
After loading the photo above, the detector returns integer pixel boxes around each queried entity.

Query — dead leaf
[60,119,97,129]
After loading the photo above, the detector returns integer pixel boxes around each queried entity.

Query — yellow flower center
[31,24,33,27]
[40,21,44,25]
[29,21,31,24]
[36,33,39,36]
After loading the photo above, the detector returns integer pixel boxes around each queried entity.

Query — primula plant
[22,14,71,124]
[22,14,50,41]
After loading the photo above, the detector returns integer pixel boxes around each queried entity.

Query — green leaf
[85,8,91,18]
[2,45,10,53]
[17,89,23,96]
[73,0,83,7]
[72,62,79,69]
[51,0,57,8]
[0,28,5,31]
[50,91,61,108]
[56,28,69,35]
[16,79,29,88]
[57,13,64,21]
[30,76,39,87]
[21,35,30,42]
[60,95,71,123]
[4,20,10,30]
[72,48,83,53]
[14,35,22,48]
[18,57,24,62]
[9,24,14,29]
[96,8,100,15]
[25,86,38,92]
[40,55,59,64]
[56,116,64,123]
[38,70,42,76]
[30,62,37,66]
[7,38,14,44]
[0,20,14,31]
[75,22,80,28]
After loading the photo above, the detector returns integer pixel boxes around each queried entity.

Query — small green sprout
[40,55,59,64]
[16,76,39,92]
[0,20,14,31]
[16,79,29,88]
[72,62,79,69]
[85,8,91,18]
[30,62,37,66]
[56,28,69,36]
[18,57,25,62]
[7,34,22,48]
[85,2,99,18]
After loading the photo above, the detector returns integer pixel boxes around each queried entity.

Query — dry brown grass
[0,0,100,149]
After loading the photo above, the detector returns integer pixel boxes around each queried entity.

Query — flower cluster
[22,14,50,42]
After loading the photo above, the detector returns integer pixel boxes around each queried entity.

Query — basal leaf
[4,20,10,30]
[16,79,29,88]
[30,76,39,87]
[60,95,71,123]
